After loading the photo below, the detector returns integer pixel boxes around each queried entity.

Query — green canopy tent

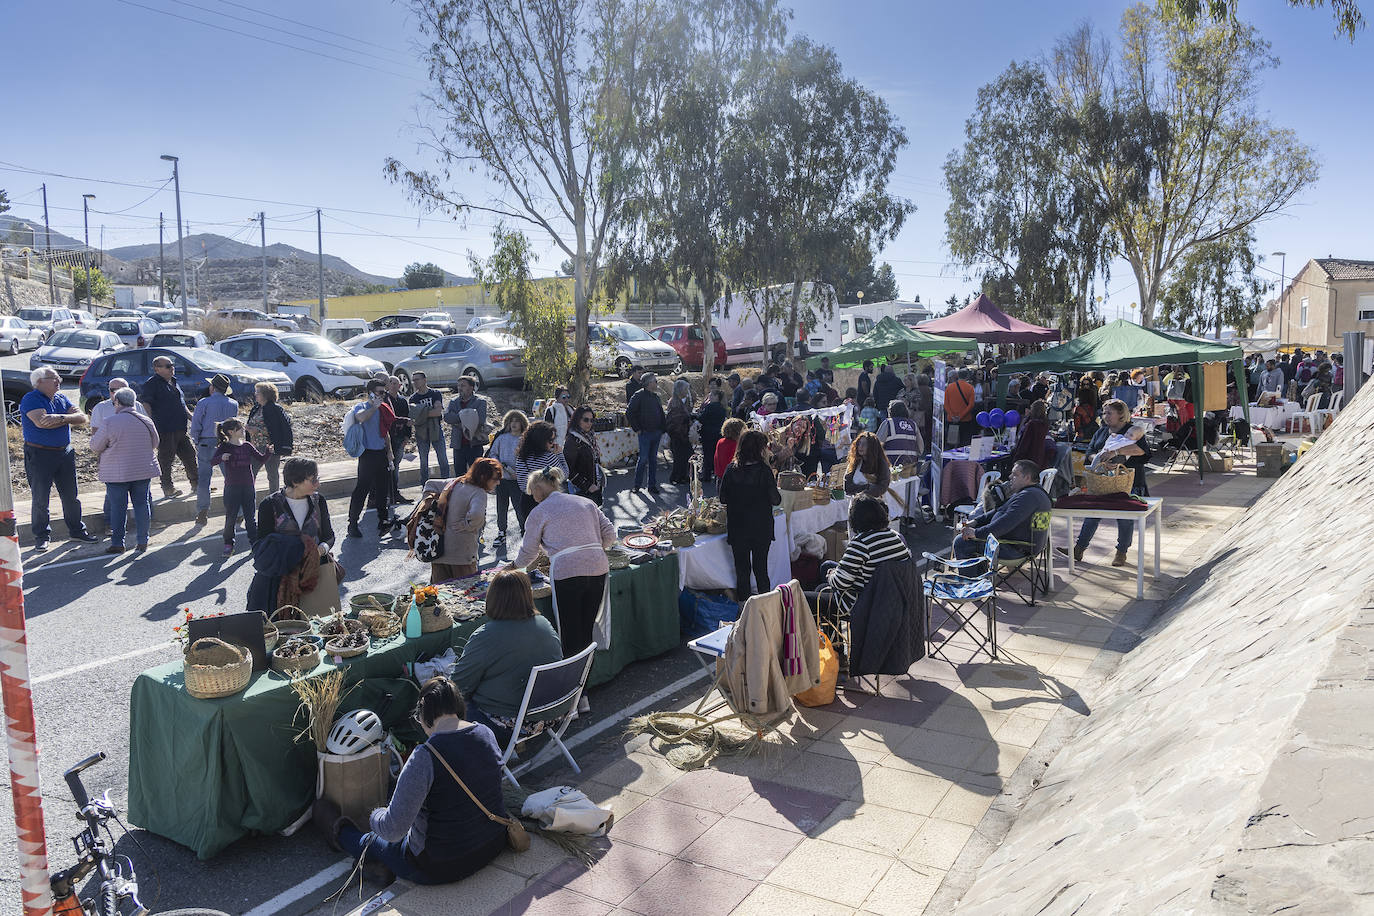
[804,316,977,370]
[994,320,1248,477]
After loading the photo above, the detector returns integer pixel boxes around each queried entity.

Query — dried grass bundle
[291,669,347,752]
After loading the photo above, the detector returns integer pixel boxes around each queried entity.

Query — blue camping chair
[923,534,999,662]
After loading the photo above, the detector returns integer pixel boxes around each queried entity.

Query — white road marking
[32,642,175,684]
[240,859,354,916]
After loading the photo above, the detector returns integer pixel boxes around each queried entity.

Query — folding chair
[922,535,999,662]
[954,470,1002,521]
[992,510,1051,606]
[1313,391,1343,432]
[498,642,598,788]
[1288,394,1323,435]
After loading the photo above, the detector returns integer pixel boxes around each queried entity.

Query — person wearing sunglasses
[563,406,604,505]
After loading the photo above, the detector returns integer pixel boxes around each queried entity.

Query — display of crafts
[434,576,490,622]
[274,638,316,661]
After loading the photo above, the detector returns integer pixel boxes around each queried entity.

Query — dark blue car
[78,346,293,412]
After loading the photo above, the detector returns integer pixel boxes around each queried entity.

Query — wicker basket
[183,638,252,699]
[704,520,727,535]
[271,605,307,622]
[668,530,696,548]
[414,600,454,633]
[324,634,369,659]
[606,549,632,570]
[262,615,280,655]
[1081,466,1135,495]
[271,638,321,675]
[358,607,402,640]
[807,487,831,505]
[778,470,806,491]
[349,593,395,616]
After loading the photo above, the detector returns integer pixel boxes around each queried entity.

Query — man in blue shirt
[21,367,99,551]
[955,459,1052,563]
[140,355,198,500]
[188,373,240,526]
[346,378,396,539]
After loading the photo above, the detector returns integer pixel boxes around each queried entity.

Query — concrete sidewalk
[341,461,1273,916]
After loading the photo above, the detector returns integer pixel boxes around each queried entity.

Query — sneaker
[1112,550,1128,567]
[346,523,363,539]
[134,543,148,553]
[195,511,209,526]
[33,539,48,553]
[162,488,182,499]
[493,533,507,546]
[396,495,414,505]
[71,532,99,543]
[105,545,125,555]
[1074,546,1085,562]
[222,542,234,558]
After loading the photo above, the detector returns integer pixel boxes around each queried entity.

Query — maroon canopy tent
[920,294,1061,344]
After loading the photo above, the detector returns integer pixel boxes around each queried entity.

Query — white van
[322,318,370,344]
[806,310,878,354]
[713,282,832,365]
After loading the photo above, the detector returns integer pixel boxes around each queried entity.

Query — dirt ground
[7,374,720,498]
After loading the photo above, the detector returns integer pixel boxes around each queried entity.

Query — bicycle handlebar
[63,752,106,812]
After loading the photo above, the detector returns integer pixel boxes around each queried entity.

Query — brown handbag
[425,744,530,852]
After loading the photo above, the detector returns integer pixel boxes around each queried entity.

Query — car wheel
[615,357,633,379]
[395,369,413,395]
[7,339,17,356]
[84,396,103,414]
[462,369,484,390]
[5,392,22,426]
[672,356,684,375]
[297,377,326,402]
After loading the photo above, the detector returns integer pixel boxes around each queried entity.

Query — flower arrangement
[172,607,225,649]
[410,585,439,607]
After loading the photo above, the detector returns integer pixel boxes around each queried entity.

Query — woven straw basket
[806,487,831,505]
[778,471,806,492]
[1081,466,1135,496]
[416,600,454,633]
[184,637,252,699]
[271,639,321,675]
[349,593,395,616]
[324,636,369,659]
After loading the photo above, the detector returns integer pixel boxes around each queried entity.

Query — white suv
[216,331,385,400]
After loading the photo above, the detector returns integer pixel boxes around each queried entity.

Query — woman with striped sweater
[811,496,910,659]
[513,421,568,533]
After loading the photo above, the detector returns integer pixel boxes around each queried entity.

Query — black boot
[312,797,356,853]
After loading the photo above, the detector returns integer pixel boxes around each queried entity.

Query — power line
[215,0,411,57]
[92,179,173,216]
[111,0,420,82]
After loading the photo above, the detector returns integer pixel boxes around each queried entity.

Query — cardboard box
[820,522,848,561]
[1255,443,1286,477]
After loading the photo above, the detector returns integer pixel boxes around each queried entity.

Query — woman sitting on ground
[453,569,563,747]
[319,676,509,885]
[843,431,891,499]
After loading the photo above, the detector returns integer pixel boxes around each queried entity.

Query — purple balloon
[1004,409,1021,427]
[976,411,992,428]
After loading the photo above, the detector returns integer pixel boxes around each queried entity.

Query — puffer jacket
[849,558,925,676]
[422,479,487,568]
[90,407,161,483]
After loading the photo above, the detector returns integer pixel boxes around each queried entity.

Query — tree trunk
[572,233,591,403]
[699,281,717,388]
[784,279,805,363]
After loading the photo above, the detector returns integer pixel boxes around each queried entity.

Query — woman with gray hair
[665,378,694,485]
[90,387,161,553]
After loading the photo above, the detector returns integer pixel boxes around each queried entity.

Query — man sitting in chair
[954,459,1051,564]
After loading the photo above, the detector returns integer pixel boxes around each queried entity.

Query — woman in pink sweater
[90,387,161,553]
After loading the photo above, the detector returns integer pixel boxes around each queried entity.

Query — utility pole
[161,154,189,325]
[316,208,327,321]
[82,194,95,310]
[259,211,268,311]
[41,184,54,303]
[158,213,166,307]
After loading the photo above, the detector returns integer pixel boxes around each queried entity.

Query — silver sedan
[394,332,526,392]
[30,330,124,380]
[0,317,45,354]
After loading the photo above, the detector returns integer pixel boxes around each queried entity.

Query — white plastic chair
[955,471,1002,521]
[1288,394,1323,435]
[1313,391,1344,431]
[498,642,598,788]
[1037,468,1057,494]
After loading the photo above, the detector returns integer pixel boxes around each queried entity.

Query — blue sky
[3,0,1369,318]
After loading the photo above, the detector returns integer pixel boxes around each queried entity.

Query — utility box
[1256,443,1286,478]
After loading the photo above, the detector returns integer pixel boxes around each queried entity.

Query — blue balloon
[1004,409,1021,427]
[989,408,1006,428]
[976,411,992,428]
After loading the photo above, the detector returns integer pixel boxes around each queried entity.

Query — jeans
[105,479,150,548]
[634,431,661,489]
[349,448,392,526]
[416,437,449,485]
[731,539,770,600]
[222,483,258,544]
[256,453,281,493]
[390,437,407,500]
[337,824,505,886]
[24,445,87,540]
[552,573,606,658]
[453,443,482,478]
[1074,517,1134,553]
[157,429,198,493]
[195,440,218,512]
[494,478,519,536]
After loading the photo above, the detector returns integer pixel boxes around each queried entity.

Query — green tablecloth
[127,554,679,859]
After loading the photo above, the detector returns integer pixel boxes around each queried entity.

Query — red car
[649,323,728,371]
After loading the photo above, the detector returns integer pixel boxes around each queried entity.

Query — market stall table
[1049,497,1164,600]
[1231,401,1298,431]
[128,555,679,859]
[677,511,791,593]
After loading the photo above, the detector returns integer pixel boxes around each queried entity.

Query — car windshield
[188,350,247,371]
[19,309,52,321]
[280,335,348,359]
[606,323,652,342]
[156,334,196,345]
[420,313,449,321]
[48,331,103,349]
[100,321,140,334]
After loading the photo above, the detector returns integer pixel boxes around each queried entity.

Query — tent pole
[1192,363,1206,480]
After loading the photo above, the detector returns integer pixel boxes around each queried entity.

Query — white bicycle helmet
[326,709,384,755]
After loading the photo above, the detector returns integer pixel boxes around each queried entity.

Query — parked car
[587,320,680,377]
[17,306,77,341]
[369,314,422,331]
[144,309,187,327]
[342,328,442,373]
[30,329,124,380]
[210,308,296,331]
[79,347,293,412]
[649,323,728,372]
[102,309,145,320]
[148,329,210,349]
[466,316,504,332]
[417,311,458,335]
[97,317,162,349]
[71,310,98,328]
[322,318,370,344]
[394,332,525,392]
[0,317,45,354]
[2,369,34,425]
[216,331,384,400]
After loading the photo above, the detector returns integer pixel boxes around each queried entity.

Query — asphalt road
[0,436,954,915]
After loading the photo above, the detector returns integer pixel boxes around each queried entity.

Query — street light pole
[82,194,96,310]
[162,155,190,326]
[1271,251,1287,346]
[158,213,166,307]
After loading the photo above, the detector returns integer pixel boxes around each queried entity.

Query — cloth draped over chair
[848,558,926,676]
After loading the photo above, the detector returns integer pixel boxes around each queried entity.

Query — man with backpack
[344,378,397,539]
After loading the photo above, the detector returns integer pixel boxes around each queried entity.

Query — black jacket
[563,432,599,495]
[718,461,781,546]
[697,402,727,443]
[248,401,294,455]
[872,370,904,412]
[849,558,925,676]
[627,389,665,433]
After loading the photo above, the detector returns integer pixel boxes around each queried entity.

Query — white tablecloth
[787,499,848,540]
[1231,402,1299,429]
[678,512,792,592]
[595,428,642,468]
[885,475,923,520]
